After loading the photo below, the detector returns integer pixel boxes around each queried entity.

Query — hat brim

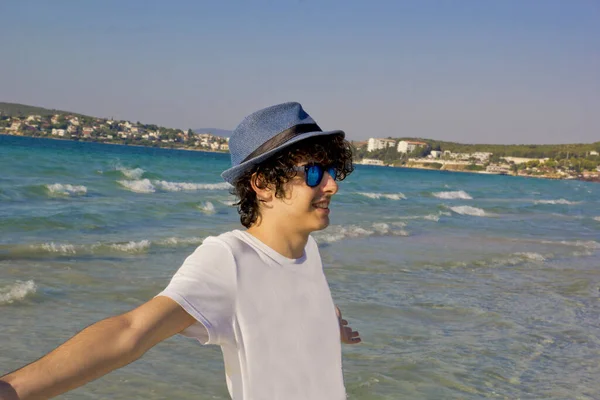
[221,129,344,184]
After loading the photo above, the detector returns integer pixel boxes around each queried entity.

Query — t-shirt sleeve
[156,238,237,345]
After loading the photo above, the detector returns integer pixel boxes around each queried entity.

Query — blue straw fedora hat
[221,102,344,184]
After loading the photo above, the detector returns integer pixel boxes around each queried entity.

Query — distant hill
[0,102,90,118]
[193,128,232,137]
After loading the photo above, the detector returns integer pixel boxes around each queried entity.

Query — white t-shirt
[157,229,345,400]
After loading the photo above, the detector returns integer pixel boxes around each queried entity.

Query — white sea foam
[433,190,472,200]
[220,199,237,206]
[515,252,546,262]
[154,181,231,192]
[46,183,87,196]
[423,214,440,222]
[198,201,216,214]
[118,179,156,193]
[23,237,205,257]
[117,179,230,193]
[538,239,600,251]
[572,241,600,250]
[357,192,406,200]
[449,205,487,217]
[157,237,204,246]
[534,199,578,205]
[314,222,408,244]
[110,240,151,253]
[572,250,594,257]
[474,252,548,268]
[40,242,77,254]
[561,240,599,250]
[394,213,445,222]
[592,217,600,222]
[0,280,37,304]
[117,166,145,180]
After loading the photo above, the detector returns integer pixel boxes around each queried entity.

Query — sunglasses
[293,163,338,187]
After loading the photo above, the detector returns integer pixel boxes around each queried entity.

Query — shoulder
[176,233,239,278]
[206,229,261,256]
[186,234,233,262]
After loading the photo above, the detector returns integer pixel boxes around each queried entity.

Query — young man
[0,102,360,400]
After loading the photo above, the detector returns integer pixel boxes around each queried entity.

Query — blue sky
[1,0,598,144]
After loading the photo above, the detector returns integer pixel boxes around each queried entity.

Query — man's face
[270,161,339,234]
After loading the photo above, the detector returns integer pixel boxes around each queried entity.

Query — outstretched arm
[0,296,195,400]
[335,305,361,345]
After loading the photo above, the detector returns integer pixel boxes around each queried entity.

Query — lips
[312,200,330,209]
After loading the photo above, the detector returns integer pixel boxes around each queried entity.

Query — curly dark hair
[231,134,354,228]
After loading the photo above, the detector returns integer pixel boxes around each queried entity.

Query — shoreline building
[397,140,428,154]
[357,158,385,166]
[367,138,396,152]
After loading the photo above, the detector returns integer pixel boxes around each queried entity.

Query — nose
[321,170,338,195]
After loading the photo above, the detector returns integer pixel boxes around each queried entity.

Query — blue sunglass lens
[327,167,336,180]
[305,165,323,187]
[304,165,337,187]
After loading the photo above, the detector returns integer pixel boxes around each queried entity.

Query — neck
[246,219,309,259]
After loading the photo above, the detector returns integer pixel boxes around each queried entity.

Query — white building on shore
[503,156,549,165]
[397,140,428,154]
[367,138,396,152]
[357,158,385,166]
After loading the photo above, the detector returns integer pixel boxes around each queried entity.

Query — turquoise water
[1,134,600,399]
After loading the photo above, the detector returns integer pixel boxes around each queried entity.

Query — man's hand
[335,306,361,344]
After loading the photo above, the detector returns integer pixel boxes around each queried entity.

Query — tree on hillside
[409,145,430,158]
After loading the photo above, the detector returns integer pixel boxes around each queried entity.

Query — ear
[250,172,273,204]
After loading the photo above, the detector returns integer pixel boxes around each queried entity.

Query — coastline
[357,160,597,182]
[4,133,598,183]
[0,132,228,155]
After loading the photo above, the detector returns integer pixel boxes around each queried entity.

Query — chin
[313,218,330,232]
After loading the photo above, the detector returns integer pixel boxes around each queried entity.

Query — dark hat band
[241,123,322,163]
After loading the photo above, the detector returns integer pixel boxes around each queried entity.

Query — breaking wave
[0,280,37,305]
[197,201,216,214]
[396,211,452,222]
[448,205,487,217]
[156,237,204,246]
[528,239,599,257]
[470,252,548,268]
[514,252,546,262]
[357,192,406,200]
[117,166,145,180]
[118,179,230,193]
[98,164,146,179]
[46,183,87,196]
[433,190,472,200]
[314,222,408,244]
[41,243,76,254]
[546,240,600,250]
[534,199,578,205]
[1,237,206,260]
[594,217,600,222]
[154,181,231,192]
[118,179,156,193]
[109,240,151,252]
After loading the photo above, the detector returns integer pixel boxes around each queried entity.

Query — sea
[1,134,600,399]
